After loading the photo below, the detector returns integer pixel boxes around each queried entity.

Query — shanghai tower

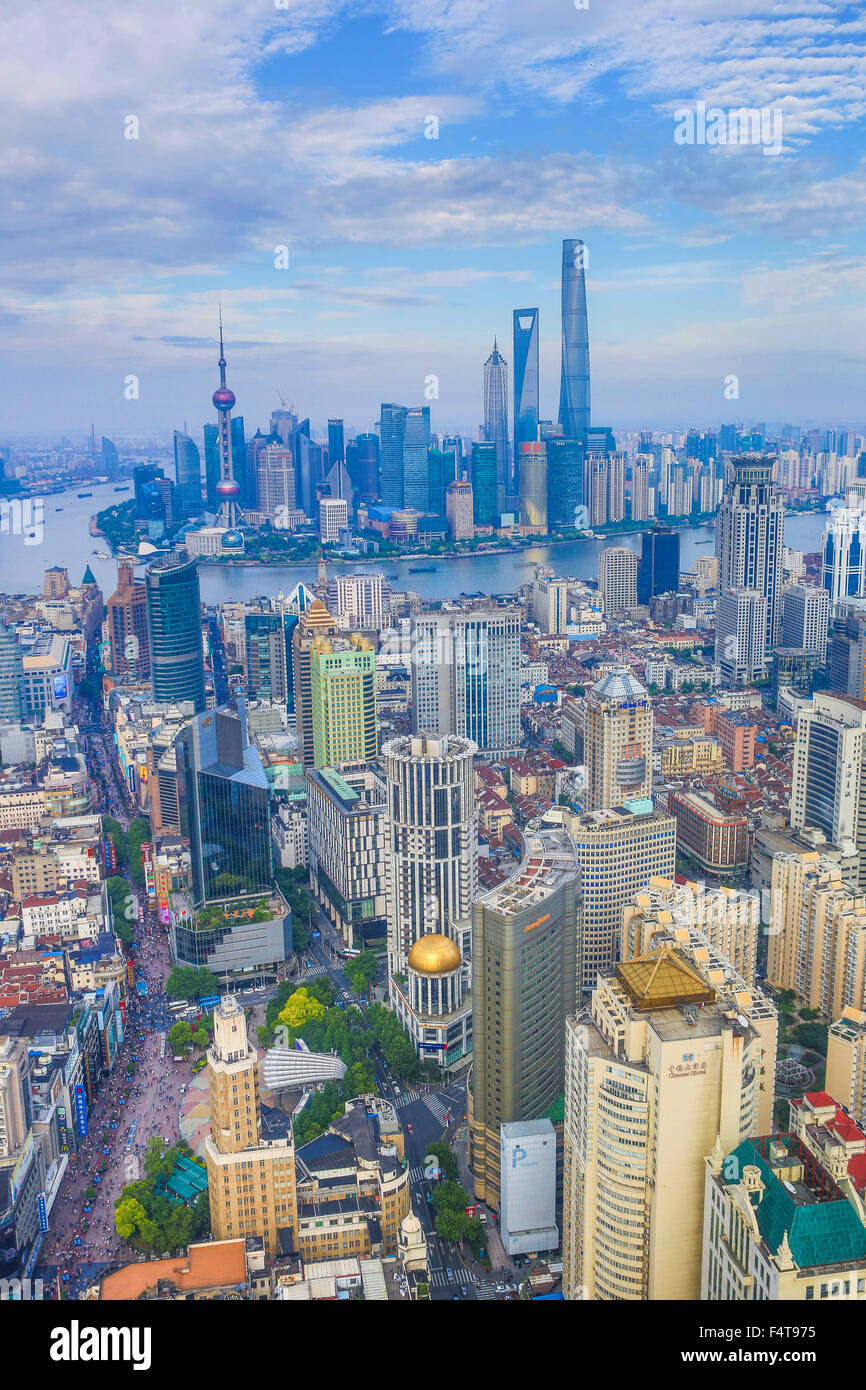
[558,238,590,445]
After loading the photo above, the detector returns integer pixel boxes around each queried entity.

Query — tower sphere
[213,387,236,410]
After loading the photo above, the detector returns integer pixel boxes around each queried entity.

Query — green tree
[125,818,150,891]
[278,987,327,1030]
[193,1027,209,1048]
[424,1141,458,1182]
[168,1020,193,1053]
[343,951,378,993]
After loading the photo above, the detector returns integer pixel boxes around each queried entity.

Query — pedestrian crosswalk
[427,1268,496,1297]
[399,1086,423,1106]
[300,962,331,979]
[423,1093,449,1125]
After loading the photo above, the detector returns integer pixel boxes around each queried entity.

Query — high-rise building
[518,442,547,534]
[145,550,205,712]
[716,587,768,684]
[583,669,652,809]
[827,1008,866,1123]
[106,560,150,679]
[244,610,290,703]
[410,606,522,752]
[211,316,242,529]
[531,577,569,635]
[203,423,219,509]
[622,873,760,991]
[470,442,498,527]
[565,802,677,991]
[790,692,866,890]
[512,308,539,493]
[597,546,638,614]
[546,437,584,529]
[254,445,296,521]
[310,634,378,769]
[822,503,866,606]
[318,496,348,544]
[173,430,202,517]
[402,407,432,513]
[306,765,387,949]
[828,597,866,700]
[629,455,652,522]
[176,703,272,906]
[291,598,340,769]
[558,238,590,446]
[0,620,24,720]
[327,419,344,465]
[425,444,448,519]
[383,732,477,975]
[205,995,296,1256]
[716,453,784,662]
[353,433,380,501]
[563,938,777,1300]
[483,341,509,514]
[445,477,474,541]
[767,848,866,1016]
[468,818,580,1206]
[637,526,680,605]
[378,403,406,508]
[782,582,830,663]
[330,572,389,631]
[585,450,626,525]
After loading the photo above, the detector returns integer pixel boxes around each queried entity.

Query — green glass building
[310,635,378,769]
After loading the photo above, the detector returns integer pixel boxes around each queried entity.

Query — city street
[39,902,188,1298]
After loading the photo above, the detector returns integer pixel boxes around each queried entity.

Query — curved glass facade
[173,430,202,517]
[145,550,206,712]
[513,309,539,491]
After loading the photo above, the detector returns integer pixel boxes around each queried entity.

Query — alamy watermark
[0,497,43,545]
[674,101,783,157]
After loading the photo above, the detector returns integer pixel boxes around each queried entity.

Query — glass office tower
[546,437,584,528]
[638,526,681,605]
[558,238,590,446]
[203,423,220,509]
[402,406,432,512]
[145,550,206,712]
[512,309,539,495]
[176,703,272,906]
[471,442,498,527]
[173,430,202,517]
[328,419,345,465]
[379,403,407,508]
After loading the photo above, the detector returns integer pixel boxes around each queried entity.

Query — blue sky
[2,0,865,439]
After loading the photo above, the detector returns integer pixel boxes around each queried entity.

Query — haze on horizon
[2,0,866,439]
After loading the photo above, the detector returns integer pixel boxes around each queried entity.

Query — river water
[0,480,828,605]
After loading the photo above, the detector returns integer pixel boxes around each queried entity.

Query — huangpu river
[0,479,828,605]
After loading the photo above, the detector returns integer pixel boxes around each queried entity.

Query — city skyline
[3,3,866,436]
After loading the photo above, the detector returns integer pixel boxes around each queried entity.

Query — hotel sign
[524,912,551,935]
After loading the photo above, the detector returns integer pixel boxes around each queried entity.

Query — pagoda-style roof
[615,944,715,1012]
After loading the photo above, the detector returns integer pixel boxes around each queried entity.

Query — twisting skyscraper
[212,311,241,529]
[558,238,590,445]
[512,308,539,497]
[483,341,509,515]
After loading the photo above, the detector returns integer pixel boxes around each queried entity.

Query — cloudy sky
[2,0,865,441]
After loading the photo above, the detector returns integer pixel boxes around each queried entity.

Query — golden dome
[407,933,461,976]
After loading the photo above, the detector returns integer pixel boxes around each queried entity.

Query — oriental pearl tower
[213,309,241,529]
